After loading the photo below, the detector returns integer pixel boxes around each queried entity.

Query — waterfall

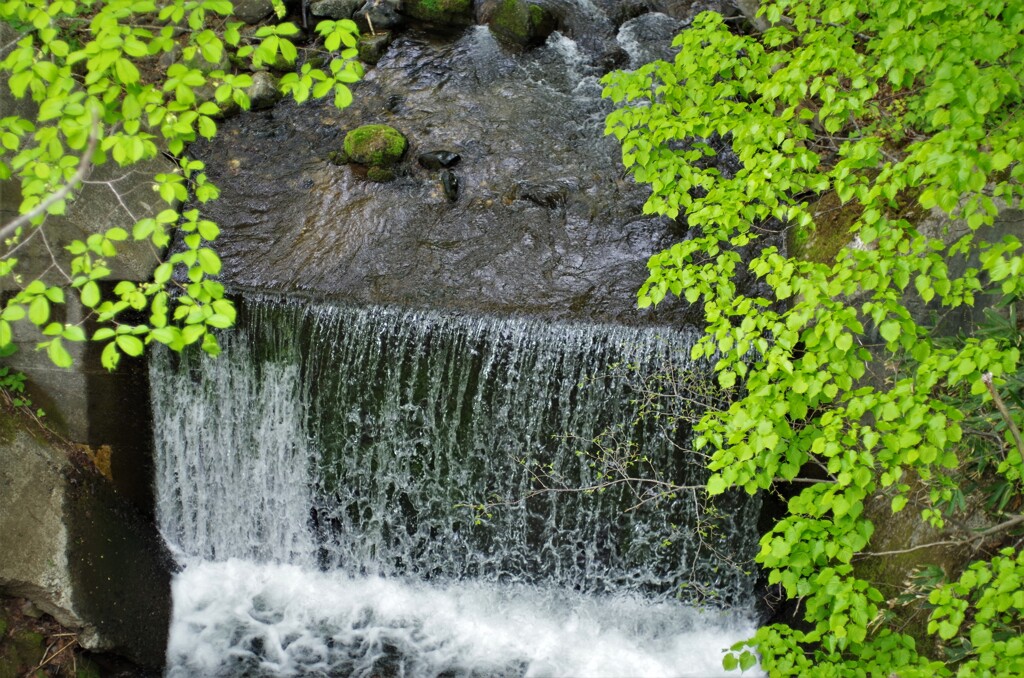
[152,293,763,677]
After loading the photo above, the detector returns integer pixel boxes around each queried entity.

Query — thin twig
[983,371,1024,460]
[0,113,100,244]
[35,637,78,670]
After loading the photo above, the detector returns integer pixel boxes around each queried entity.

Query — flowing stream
[151,294,763,676]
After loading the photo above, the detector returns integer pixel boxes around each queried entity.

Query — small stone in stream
[441,170,459,202]
[418,151,461,170]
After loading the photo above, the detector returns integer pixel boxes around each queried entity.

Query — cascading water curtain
[152,293,764,677]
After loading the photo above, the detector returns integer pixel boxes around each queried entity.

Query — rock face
[0,410,172,670]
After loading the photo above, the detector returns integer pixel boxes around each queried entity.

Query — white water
[153,297,763,676]
[167,561,758,678]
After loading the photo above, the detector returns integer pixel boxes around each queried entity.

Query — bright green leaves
[278,20,362,108]
[604,1,1024,675]
[928,548,1024,676]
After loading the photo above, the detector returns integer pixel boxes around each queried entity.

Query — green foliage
[0,1,361,377]
[603,0,1024,674]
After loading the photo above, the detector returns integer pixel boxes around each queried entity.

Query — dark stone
[596,46,629,73]
[488,0,559,48]
[417,150,461,170]
[232,0,275,24]
[440,170,459,201]
[310,0,362,19]
[355,0,405,31]
[513,180,574,208]
[358,32,393,65]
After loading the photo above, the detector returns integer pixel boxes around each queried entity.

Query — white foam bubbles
[167,560,762,677]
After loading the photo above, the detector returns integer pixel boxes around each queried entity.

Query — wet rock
[441,169,459,201]
[359,31,394,64]
[404,0,473,26]
[595,45,629,73]
[513,180,574,208]
[593,0,649,28]
[488,0,560,48]
[233,0,276,24]
[616,12,686,68]
[311,0,362,19]
[356,0,405,31]
[248,71,282,111]
[418,150,461,169]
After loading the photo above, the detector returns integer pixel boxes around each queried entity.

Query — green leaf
[46,338,72,367]
[116,334,144,357]
[28,296,50,325]
[879,321,900,343]
[707,474,727,495]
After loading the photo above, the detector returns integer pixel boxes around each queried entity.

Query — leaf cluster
[602,0,1024,674]
[0,0,361,374]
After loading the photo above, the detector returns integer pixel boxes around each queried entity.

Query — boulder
[310,0,362,19]
[356,0,405,31]
[232,0,276,24]
[343,124,408,166]
[488,0,559,47]
[403,0,473,26]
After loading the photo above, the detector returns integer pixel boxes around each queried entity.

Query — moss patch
[404,0,473,26]
[790,184,928,265]
[343,124,407,167]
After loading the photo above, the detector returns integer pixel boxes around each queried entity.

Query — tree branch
[983,371,1024,461]
[0,115,100,245]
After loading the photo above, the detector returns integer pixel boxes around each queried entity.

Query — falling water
[152,293,763,676]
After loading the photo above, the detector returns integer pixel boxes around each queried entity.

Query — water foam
[168,560,760,677]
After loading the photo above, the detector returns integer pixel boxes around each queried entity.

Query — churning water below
[152,294,763,676]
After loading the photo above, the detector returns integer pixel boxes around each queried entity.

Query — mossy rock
[404,0,473,26]
[343,125,407,167]
[489,0,559,47]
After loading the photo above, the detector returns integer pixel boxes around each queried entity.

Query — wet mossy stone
[343,124,407,166]
[404,0,473,26]
[366,166,397,182]
[358,32,393,65]
[489,0,559,48]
